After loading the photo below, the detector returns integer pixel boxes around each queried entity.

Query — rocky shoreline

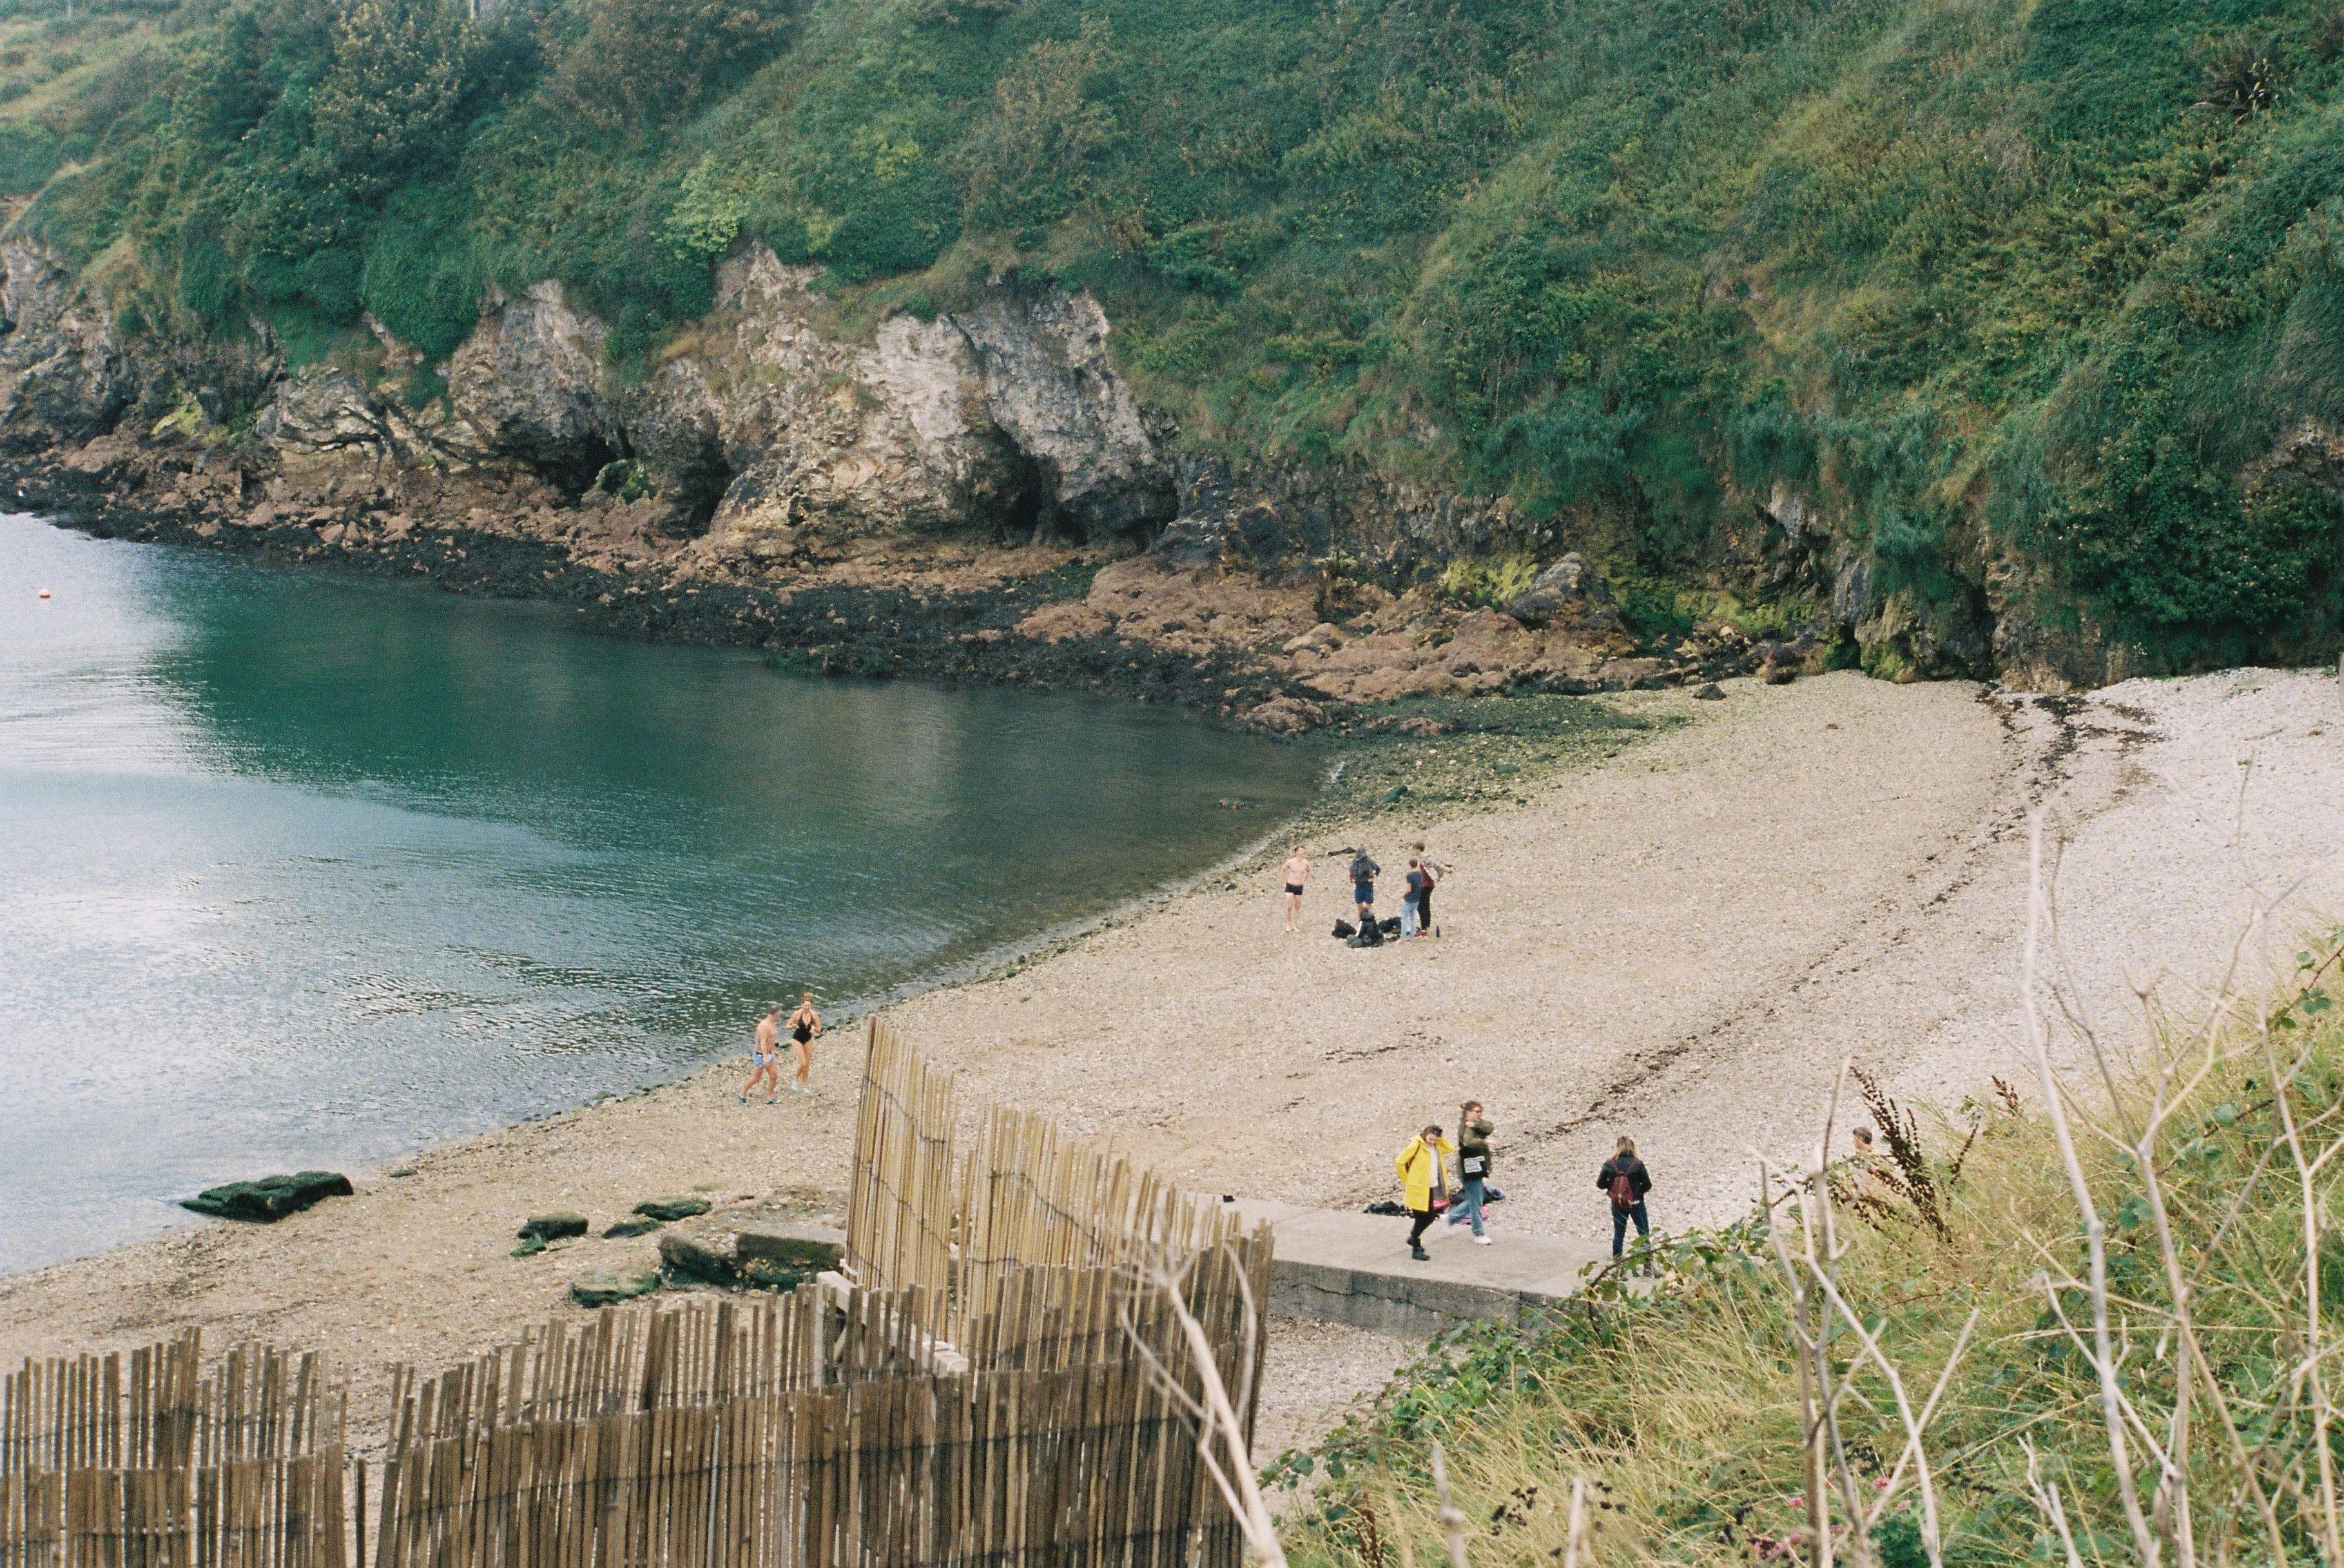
[11,445,1804,731]
[0,238,1822,728]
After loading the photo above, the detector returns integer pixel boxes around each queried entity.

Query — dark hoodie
[1458,1118,1495,1183]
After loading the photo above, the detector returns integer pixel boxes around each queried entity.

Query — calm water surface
[0,518,1320,1271]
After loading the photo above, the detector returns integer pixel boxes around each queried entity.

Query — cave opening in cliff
[987,441,1067,546]
[545,433,624,505]
[661,435,733,539]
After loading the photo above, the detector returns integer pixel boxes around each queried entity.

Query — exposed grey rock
[1832,547,1872,628]
[253,369,437,468]
[953,289,1173,538]
[657,1229,736,1284]
[1506,554,1623,632]
[444,280,619,480]
[734,1221,845,1271]
[0,241,135,445]
[570,1266,662,1307]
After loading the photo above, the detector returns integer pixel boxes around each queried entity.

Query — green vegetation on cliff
[12,0,2344,674]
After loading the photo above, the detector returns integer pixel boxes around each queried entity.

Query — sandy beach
[6,666,2341,1455]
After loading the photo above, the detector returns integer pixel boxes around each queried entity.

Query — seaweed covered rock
[603,1216,664,1239]
[180,1171,353,1222]
[517,1212,589,1243]
[632,1196,712,1222]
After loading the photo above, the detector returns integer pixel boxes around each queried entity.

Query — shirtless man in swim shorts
[786,991,822,1095]
[1281,846,1310,933]
[742,1006,784,1104]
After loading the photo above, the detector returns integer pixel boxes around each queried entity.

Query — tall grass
[1277,829,2344,1567]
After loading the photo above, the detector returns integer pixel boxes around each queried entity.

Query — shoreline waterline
[0,515,1328,1272]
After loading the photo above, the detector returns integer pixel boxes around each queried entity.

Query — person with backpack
[1395,1123,1455,1261]
[1598,1136,1653,1269]
[1349,849,1380,927]
[1448,1102,1494,1244]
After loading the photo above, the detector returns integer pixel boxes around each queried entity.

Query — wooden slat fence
[842,1020,960,1301]
[12,1023,1272,1568]
[2,1336,346,1568]
[0,1450,347,1568]
[373,1025,1272,1568]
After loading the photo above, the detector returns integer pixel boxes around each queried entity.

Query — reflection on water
[0,518,1321,1271]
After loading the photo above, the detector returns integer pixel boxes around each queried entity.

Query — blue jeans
[1611,1201,1649,1257]
[1447,1176,1485,1235]
[1400,895,1420,937]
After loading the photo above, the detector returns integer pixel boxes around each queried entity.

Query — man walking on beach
[1281,846,1311,933]
[741,1005,784,1104]
[1350,848,1380,927]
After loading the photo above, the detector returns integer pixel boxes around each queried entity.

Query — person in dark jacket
[1449,1102,1494,1243]
[1350,850,1381,925]
[1598,1136,1653,1267]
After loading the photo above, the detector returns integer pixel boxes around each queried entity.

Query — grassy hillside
[1275,931,2344,1567]
[13,0,2344,672]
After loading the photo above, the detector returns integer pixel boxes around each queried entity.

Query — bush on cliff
[1277,932,2344,1567]
[9,0,2344,672]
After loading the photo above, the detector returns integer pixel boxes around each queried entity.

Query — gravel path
[4,667,2336,1458]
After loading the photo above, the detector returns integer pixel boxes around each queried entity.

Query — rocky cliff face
[0,239,1816,723]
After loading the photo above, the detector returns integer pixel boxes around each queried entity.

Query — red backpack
[1607,1165,1638,1212]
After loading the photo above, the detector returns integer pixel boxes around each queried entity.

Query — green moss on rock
[603,1216,664,1239]
[180,1171,353,1222]
[569,1266,662,1308]
[517,1212,589,1242]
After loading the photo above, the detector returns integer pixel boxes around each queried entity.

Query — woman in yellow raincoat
[1395,1123,1455,1261]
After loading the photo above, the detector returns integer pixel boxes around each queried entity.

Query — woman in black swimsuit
[787,992,822,1095]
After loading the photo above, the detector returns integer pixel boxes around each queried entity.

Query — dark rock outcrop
[517,1212,590,1242]
[180,1170,353,1222]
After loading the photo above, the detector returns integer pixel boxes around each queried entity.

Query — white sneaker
[1473,1234,1492,1246]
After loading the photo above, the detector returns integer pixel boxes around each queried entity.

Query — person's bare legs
[793,1037,813,1093]
[741,1056,777,1103]
[1284,888,1302,932]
